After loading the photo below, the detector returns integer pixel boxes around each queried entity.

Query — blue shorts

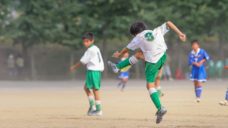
[118,72,129,79]
[190,66,207,82]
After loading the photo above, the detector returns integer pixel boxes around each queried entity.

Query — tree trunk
[218,33,224,59]
[30,50,37,80]
[21,43,31,80]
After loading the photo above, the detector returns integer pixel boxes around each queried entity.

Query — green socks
[88,96,95,107]
[95,101,102,111]
[149,88,161,110]
[116,58,131,69]
[156,86,162,97]
[88,96,102,111]
[116,56,139,69]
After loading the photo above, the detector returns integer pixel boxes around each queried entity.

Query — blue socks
[195,86,202,98]
[225,89,228,101]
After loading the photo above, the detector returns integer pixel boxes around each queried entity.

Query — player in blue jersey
[219,66,228,106]
[117,52,131,91]
[188,40,210,103]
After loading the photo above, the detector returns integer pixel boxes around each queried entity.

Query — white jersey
[127,23,169,63]
[80,45,104,71]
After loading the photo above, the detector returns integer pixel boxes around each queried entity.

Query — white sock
[129,56,139,65]
[148,88,157,95]
[156,86,161,90]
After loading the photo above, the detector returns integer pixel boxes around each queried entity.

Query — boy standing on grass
[108,21,186,124]
[188,40,210,103]
[70,32,104,116]
[219,66,228,106]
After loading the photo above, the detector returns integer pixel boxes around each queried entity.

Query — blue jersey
[188,48,210,82]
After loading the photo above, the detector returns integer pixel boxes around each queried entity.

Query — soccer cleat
[87,106,96,116]
[107,61,119,73]
[90,110,103,116]
[155,107,167,124]
[196,98,201,103]
[219,101,228,106]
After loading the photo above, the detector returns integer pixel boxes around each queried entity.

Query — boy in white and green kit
[108,21,186,123]
[70,32,104,116]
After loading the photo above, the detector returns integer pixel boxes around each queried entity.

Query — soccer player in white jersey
[108,21,186,124]
[70,32,104,116]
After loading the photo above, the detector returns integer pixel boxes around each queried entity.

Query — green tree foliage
[1,0,228,48]
[0,0,228,78]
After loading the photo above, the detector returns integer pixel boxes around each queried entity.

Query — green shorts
[145,53,167,83]
[85,70,102,90]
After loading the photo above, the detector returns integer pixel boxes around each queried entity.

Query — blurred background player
[219,65,228,106]
[70,32,104,116]
[109,21,186,124]
[117,52,131,91]
[188,40,210,103]
[162,54,173,81]
[109,52,165,95]
[7,54,17,78]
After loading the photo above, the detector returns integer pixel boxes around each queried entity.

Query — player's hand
[112,51,121,58]
[198,61,204,66]
[193,62,200,67]
[179,33,186,42]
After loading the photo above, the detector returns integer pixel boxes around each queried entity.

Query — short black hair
[191,40,200,45]
[82,32,94,40]
[129,21,147,35]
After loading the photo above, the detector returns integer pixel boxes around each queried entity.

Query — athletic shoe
[87,106,96,116]
[90,110,103,116]
[155,107,167,124]
[219,100,228,106]
[107,61,119,73]
[196,98,201,103]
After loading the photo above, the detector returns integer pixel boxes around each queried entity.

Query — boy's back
[80,45,104,71]
[127,23,169,63]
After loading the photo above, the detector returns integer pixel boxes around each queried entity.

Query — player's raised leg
[108,51,143,73]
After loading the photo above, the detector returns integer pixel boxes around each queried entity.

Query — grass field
[0,80,228,128]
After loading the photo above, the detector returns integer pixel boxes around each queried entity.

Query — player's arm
[196,59,206,67]
[70,62,82,72]
[70,50,92,72]
[198,50,210,66]
[113,36,140,58]
[113,48,129,58]
[188,54,200,67]
[166,21,186,42]
[188,53,194,66]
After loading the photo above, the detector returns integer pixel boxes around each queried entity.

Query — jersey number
[144,32,154,41]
